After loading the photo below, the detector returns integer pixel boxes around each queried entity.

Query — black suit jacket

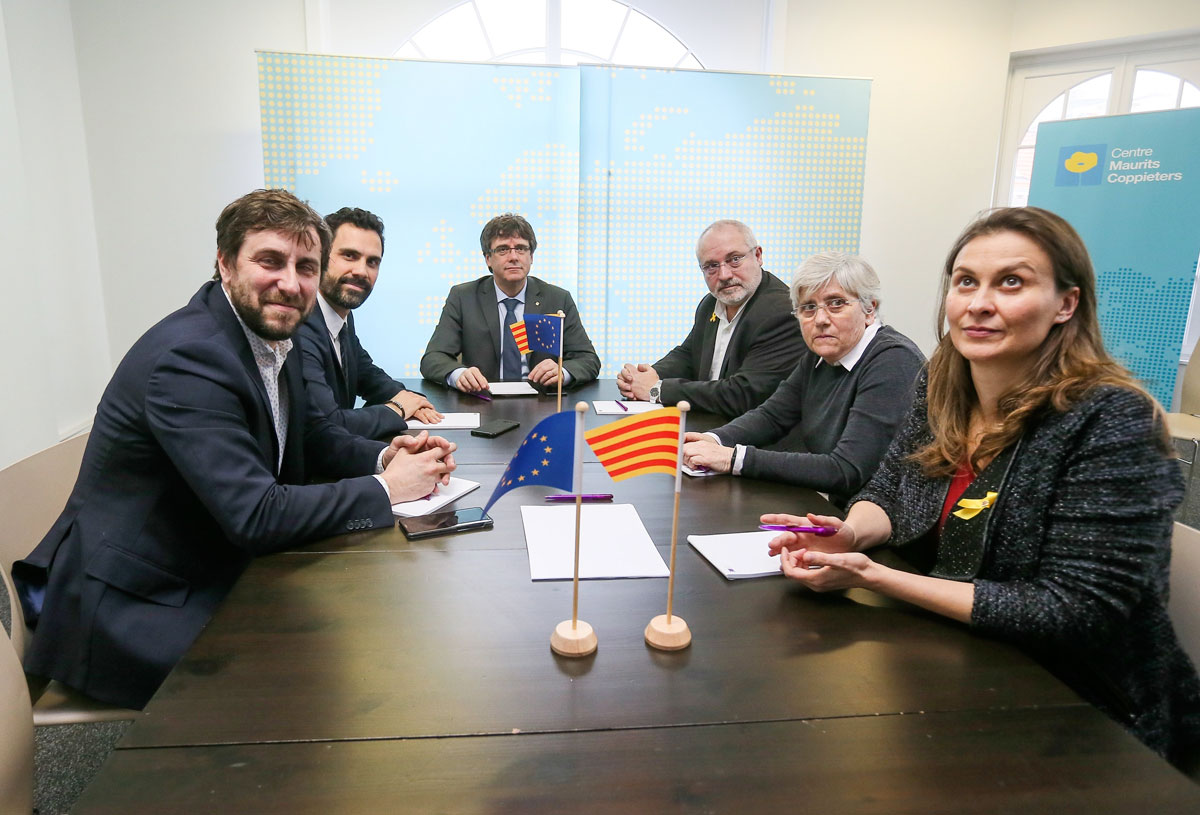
[298,304,409,440]
[13,281,394,709]
[653,271,806,418]
[419,275,600,386]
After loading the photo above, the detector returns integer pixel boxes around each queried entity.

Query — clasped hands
[761,512,875,591]
[381,431,457,502]
[681,432,733,473]
[616,363,659,401]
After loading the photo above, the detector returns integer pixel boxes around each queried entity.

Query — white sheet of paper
[687,531,781,580]
[521,504,669,580]
[592,400,663,415]
[682,464,720,477]
[391,477,480,518]
[488,381,540,396]
[406,413,480,430]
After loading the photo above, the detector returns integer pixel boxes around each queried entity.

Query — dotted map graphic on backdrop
[257,53,870,380]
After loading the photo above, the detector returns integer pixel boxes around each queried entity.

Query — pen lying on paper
[758,524,837,536]
[615,401,629,412]
[544,494,614,503]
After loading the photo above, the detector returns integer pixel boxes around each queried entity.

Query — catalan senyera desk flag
[483,411,575,513]
[509,313,562,355]
[584,408,682,481]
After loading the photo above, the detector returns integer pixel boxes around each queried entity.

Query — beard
[321,274,373,310]
[227,278,310,341]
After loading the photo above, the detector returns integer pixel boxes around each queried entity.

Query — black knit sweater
[853,371,1200,760]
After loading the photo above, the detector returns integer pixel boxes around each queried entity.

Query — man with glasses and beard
[618,219,805,417]
[299,207,442,440]
[13,189,456,710]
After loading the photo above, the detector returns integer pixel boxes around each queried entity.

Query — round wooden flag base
[644,614,692,651]
[550,619,598,657]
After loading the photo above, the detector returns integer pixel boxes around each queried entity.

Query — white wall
[69,0,309,363]
[784,0,1015,352]
[0,0,110,468]
[1009,0,1200,53]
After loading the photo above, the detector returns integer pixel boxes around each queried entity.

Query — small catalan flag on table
[585,408,682,482]
[509,313,562,355]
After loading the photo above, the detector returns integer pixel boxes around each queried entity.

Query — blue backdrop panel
[257,52,870,381]
[1029,109,1200,405]
[579,67,870,373]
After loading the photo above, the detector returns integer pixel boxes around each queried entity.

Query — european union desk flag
[509,313,562,355]
[483,411,575,513]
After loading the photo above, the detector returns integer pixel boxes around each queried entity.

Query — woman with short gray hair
[682,252,923,507]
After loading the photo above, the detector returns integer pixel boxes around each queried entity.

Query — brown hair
[480,213,537,255]
[212,189,331,279]
[914,206,1158,477]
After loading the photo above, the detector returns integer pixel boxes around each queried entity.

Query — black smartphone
[397,507,494,540]
[471,419,520,438]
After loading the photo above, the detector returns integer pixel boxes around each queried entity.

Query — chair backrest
[0,626,33,814]
[1180,352,1200,415]
[0,433,89,658]
[1170,522,1200,667]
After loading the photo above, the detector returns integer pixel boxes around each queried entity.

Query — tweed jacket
[853,371,1200,759]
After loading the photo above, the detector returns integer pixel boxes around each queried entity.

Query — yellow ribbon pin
[952,491,998,521]
[710,311,718,322]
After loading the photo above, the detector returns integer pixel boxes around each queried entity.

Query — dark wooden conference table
[76,380,1200,812]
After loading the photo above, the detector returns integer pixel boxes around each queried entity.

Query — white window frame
[994,33,1200,207]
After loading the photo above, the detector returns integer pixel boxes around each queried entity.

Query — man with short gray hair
[617,219,805,417]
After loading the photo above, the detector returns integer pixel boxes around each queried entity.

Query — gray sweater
[709,325,923,506]
[854,372,1200,760]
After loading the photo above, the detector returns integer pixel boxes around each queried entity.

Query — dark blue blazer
[13,281,394,709]
[298,305,409,440]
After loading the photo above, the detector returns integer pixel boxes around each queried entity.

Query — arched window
[393,0,703,68]
[998,39,1200,207]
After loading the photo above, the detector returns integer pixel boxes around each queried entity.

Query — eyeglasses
[488,244,531,258]
[796,298,859,318]
[699,251,755,277]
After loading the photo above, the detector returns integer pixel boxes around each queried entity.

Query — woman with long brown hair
[763,206,1200,761]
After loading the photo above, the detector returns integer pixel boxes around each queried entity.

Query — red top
[939,461,976,534]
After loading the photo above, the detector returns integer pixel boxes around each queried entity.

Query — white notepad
[488,382,540,396]
[391,477,481,517]
[520,504,669,580]
[592,400,663,415]
[682,464,720,477]
[687,531,782,579]
[406,413,480,430]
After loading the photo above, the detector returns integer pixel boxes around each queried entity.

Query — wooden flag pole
[551,402,597,657]
[555,310,565,413]
[644,400,692,651]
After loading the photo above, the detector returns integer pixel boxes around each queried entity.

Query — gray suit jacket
[420,275,600,386]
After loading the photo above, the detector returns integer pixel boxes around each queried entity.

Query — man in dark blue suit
[298,208,442,440]
[13,190,456,709]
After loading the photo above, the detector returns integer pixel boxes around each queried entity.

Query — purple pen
[615,401,629,412]
[468,391,493,402]
[758,524,837,536]
[545,494,614,503]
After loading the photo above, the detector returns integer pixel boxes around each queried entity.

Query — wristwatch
[648,381,661,404]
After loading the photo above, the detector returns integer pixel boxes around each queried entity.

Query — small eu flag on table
[509,313,562,355]
[483,411,575,512]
